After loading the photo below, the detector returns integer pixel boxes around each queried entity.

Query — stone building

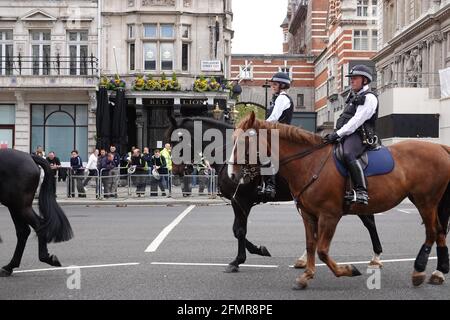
[0,0,99,162]
[101,0,233,150]
[373,0,450,145]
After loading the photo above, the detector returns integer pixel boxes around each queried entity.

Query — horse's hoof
[293,278,308,290]
[428,271,445,285]
[224,265,239,273]
[368,260,383,269]
[51,255,62,267]
[260,246,271,257]
[412,271,427,287]
[351,265,362,277]
[294,259,307,269]
[0,268,12,277]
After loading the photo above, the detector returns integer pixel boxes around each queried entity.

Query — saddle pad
[333,146,395,178]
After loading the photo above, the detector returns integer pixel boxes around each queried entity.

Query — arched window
[31,104,88,162]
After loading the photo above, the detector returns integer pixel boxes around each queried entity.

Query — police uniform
[259,72,294,199]
[325,65,378,205]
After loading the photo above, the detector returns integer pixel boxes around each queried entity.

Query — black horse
[0,149,73,277]
[167,117,384,272]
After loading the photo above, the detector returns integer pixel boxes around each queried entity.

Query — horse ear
[169,116,177,127]
[249,111,256,126]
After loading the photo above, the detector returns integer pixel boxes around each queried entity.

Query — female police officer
[324,65,378,205]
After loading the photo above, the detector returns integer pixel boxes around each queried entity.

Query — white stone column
[13,91,30,153]
[88,91,97,152]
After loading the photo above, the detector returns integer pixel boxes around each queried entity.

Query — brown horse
[229,112,450,289]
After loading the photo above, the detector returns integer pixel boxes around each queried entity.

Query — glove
[323,132,340,144]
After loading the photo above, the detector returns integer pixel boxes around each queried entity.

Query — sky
[232,0,289,54]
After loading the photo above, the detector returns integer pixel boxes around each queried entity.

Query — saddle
[333,143,395,178]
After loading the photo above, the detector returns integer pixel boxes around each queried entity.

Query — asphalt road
[0,203,449,300]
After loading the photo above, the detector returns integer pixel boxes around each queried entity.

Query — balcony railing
[0,54,98,77]
[379,72,441,91]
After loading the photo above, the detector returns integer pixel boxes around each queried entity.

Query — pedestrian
[83,148,99,197]
[100,152,116,198]
[160,143,173,193]
[149,149,167,197]
[195,152,212,195]
[129,148,147,197]
[46,151,61,195]
[70,150,85,198]
[109,145,121,196]
[33,145,46,158]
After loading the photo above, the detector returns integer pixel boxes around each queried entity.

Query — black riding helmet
[345,65,373,84]
[270,72,291,89]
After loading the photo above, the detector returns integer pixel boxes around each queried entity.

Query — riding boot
[346,159,369,205]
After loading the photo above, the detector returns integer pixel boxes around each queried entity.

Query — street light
[262,79,271,118]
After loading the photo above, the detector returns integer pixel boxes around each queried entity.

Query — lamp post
[262,79,271,118]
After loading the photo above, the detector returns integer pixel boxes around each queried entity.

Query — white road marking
[151,262,279,268]
[145,205,196,253]
[151,257,438,269]
[14,262,140,274]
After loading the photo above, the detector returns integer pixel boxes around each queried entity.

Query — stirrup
[345,189,369,205]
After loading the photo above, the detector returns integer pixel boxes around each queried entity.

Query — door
[0,126,14,149]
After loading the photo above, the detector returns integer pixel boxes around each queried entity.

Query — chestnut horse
[229,112,450,289]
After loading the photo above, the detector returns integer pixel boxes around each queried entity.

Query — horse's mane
[236,114,323,146]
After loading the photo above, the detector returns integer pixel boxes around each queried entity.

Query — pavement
[0,202,449,300]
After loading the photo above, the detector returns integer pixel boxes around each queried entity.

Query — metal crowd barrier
[63,167,218,200]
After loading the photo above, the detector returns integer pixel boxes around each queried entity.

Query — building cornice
[231,54,315,60]
[373,5,450,62]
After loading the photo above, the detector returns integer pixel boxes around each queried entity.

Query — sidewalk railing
[62,167,218,200]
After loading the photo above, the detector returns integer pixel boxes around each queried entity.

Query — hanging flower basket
[133,75,146,91]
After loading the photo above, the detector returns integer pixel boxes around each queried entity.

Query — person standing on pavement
[160,143,172,193]
[70,150,85,198]
[46,151,61,195]
[100,152,116,198]
[83,148,99,197]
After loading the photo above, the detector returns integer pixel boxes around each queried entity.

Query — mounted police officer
[323,65,379,205]
[258,72,294,199]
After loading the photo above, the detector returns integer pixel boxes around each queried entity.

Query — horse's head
[227,112,273,184]
[165,115,233,175]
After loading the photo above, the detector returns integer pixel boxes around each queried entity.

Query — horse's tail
[32,155,74,243]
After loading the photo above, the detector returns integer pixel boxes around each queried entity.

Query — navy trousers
[342,133,366,164]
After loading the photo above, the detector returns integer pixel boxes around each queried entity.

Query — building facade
[101,0,233,150]
[230,54,317,131]
[283,0,379,134]
[0,0,99,162]
[373,0,450,145]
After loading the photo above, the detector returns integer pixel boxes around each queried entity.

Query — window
[0,30,13,76]
[160,24,174,38]
[372,0,378,17]
[160,42,174,71]
[353,30,369,50]
[31,104,88,162]
[31,31,51,75]
[239,65,253,80]
[128,25,135,39]
[144,24,157,38]
[68,31,88,75]
[144,42,157,71]
[372,30,378,51]
[182,25,190,39]
[129,43,135,71]
[297,94,305,109]
[182,43,189,71]
[357,0,369,17]
[283,32,288,43]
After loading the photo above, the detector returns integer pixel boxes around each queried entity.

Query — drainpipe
[97,0,102,78]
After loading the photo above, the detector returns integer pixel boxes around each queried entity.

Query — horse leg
[317,213,362,278]
[24,206,62,267]
[0,209,31,277]
[412,206,439,287]
[358,215,383,269]
[245,239,271,257]
[225,201,249,273]
[294,211,318,289]
[429,233,449,285]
